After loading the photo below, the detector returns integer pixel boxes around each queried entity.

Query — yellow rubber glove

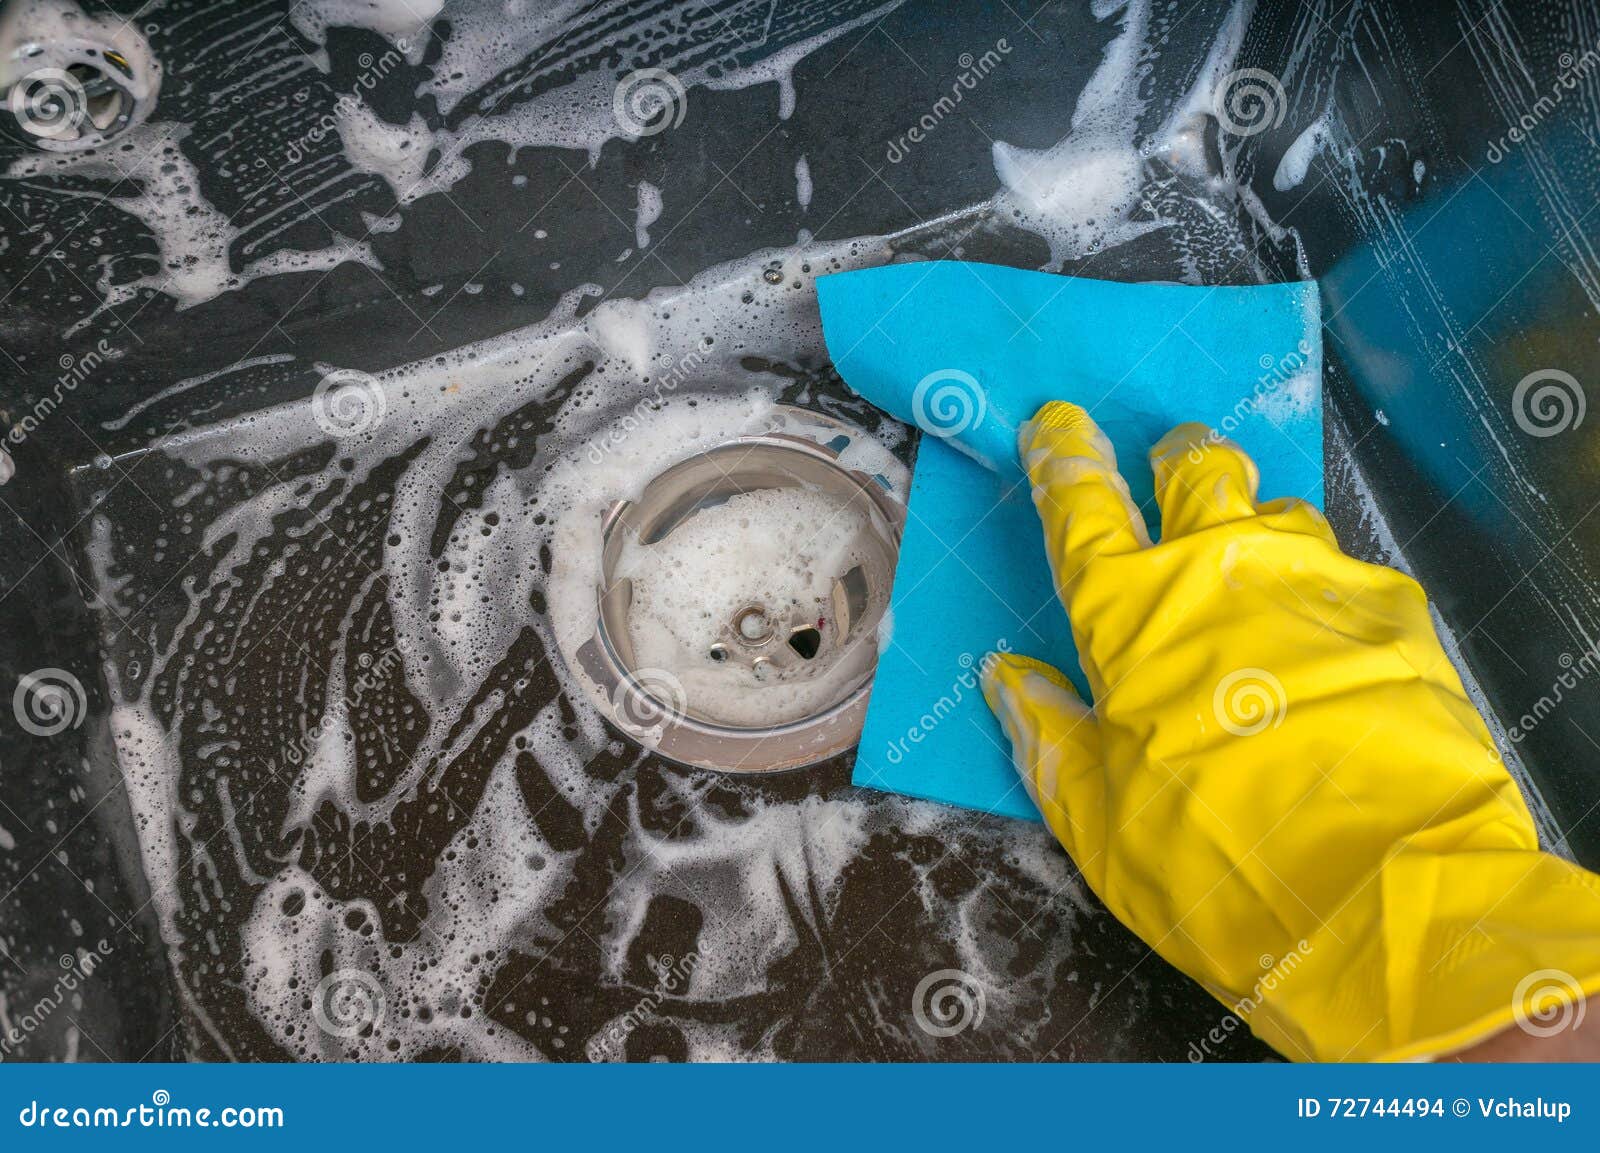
[982,401,1600,1062]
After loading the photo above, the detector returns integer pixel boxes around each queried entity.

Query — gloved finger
[1149,424,1262,539]
[1020,402,1150,600]
[982,652,1106,880]
[1255,496,1341,549]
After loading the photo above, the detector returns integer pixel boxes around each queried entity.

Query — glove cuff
[1249,848,1600,1061]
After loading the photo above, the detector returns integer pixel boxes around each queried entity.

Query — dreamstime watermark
[1487,40,1600,162]
[7,67,86,141]
[910,368,988,440]
[1509,643,1600,742]
[6,339,116,448]
[12,668,87,737]
[1510,368,1585,438]
[912,968,987,1038]
[1212,667,1287,737]
[1512,968,1587,1038]
[883,643,1011,766]
[313,969,387,1039]
[312,368,388,438]
[1187,940,1312,1061]
[612,68,687,137]
[1186,340,1314,463]
[282,40,410,165]
[586,952,702,1061]
[1212,68,1287,137]
[0,939,115,1061]
[17,1090,283,1129]
[885,38,1012,163]
[282,646,402,769]
[585,347,708,463]
[610,666,688,745]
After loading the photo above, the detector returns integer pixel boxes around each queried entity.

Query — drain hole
[73,61,129,130]
[734,605,772,644]
[576,408,908,770]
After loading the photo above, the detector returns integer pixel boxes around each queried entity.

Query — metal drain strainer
[576,410,904,772]
[1,3,160,151]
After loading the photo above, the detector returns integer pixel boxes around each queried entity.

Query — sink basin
[1,0,1594,1063]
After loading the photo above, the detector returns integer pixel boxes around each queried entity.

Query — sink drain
[575,409,904,773]
[1,3,160,151]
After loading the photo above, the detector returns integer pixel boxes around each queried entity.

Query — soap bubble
[313,969,387,1039]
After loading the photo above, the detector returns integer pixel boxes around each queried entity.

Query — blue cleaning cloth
[818,261,1323,820]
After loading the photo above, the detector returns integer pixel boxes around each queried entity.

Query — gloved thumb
[981,653,1107,886]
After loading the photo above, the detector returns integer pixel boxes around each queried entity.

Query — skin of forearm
[1448,1008,1597,1062]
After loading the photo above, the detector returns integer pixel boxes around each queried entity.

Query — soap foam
[8,128,378,330]
[337,103,442,203]
[0,1,909,316]
[989,0,1164,266]
[75,0,1360,1062]
[633,181,662,250]
[88,235,1012,1061]
[1273,113,1334,192]
[617,486,879,727]
[288,0,443,68]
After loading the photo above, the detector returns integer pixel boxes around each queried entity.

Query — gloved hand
[982,401,1600,1061]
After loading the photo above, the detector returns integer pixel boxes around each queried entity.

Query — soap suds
[103,354,298,432]
[414,1,905,184]
[0,0,909,317]
[337,104,442,203]
[8,128,378,330]
[989,0,1164,266]
[1273,111,1333,191]
[90,235,954,1060]
[68,0,1365,1063]
[633,180,662,249]
[615,486,880,727]
[288,0,442,68]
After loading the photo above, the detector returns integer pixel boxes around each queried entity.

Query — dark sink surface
[1,0,1596,1062]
